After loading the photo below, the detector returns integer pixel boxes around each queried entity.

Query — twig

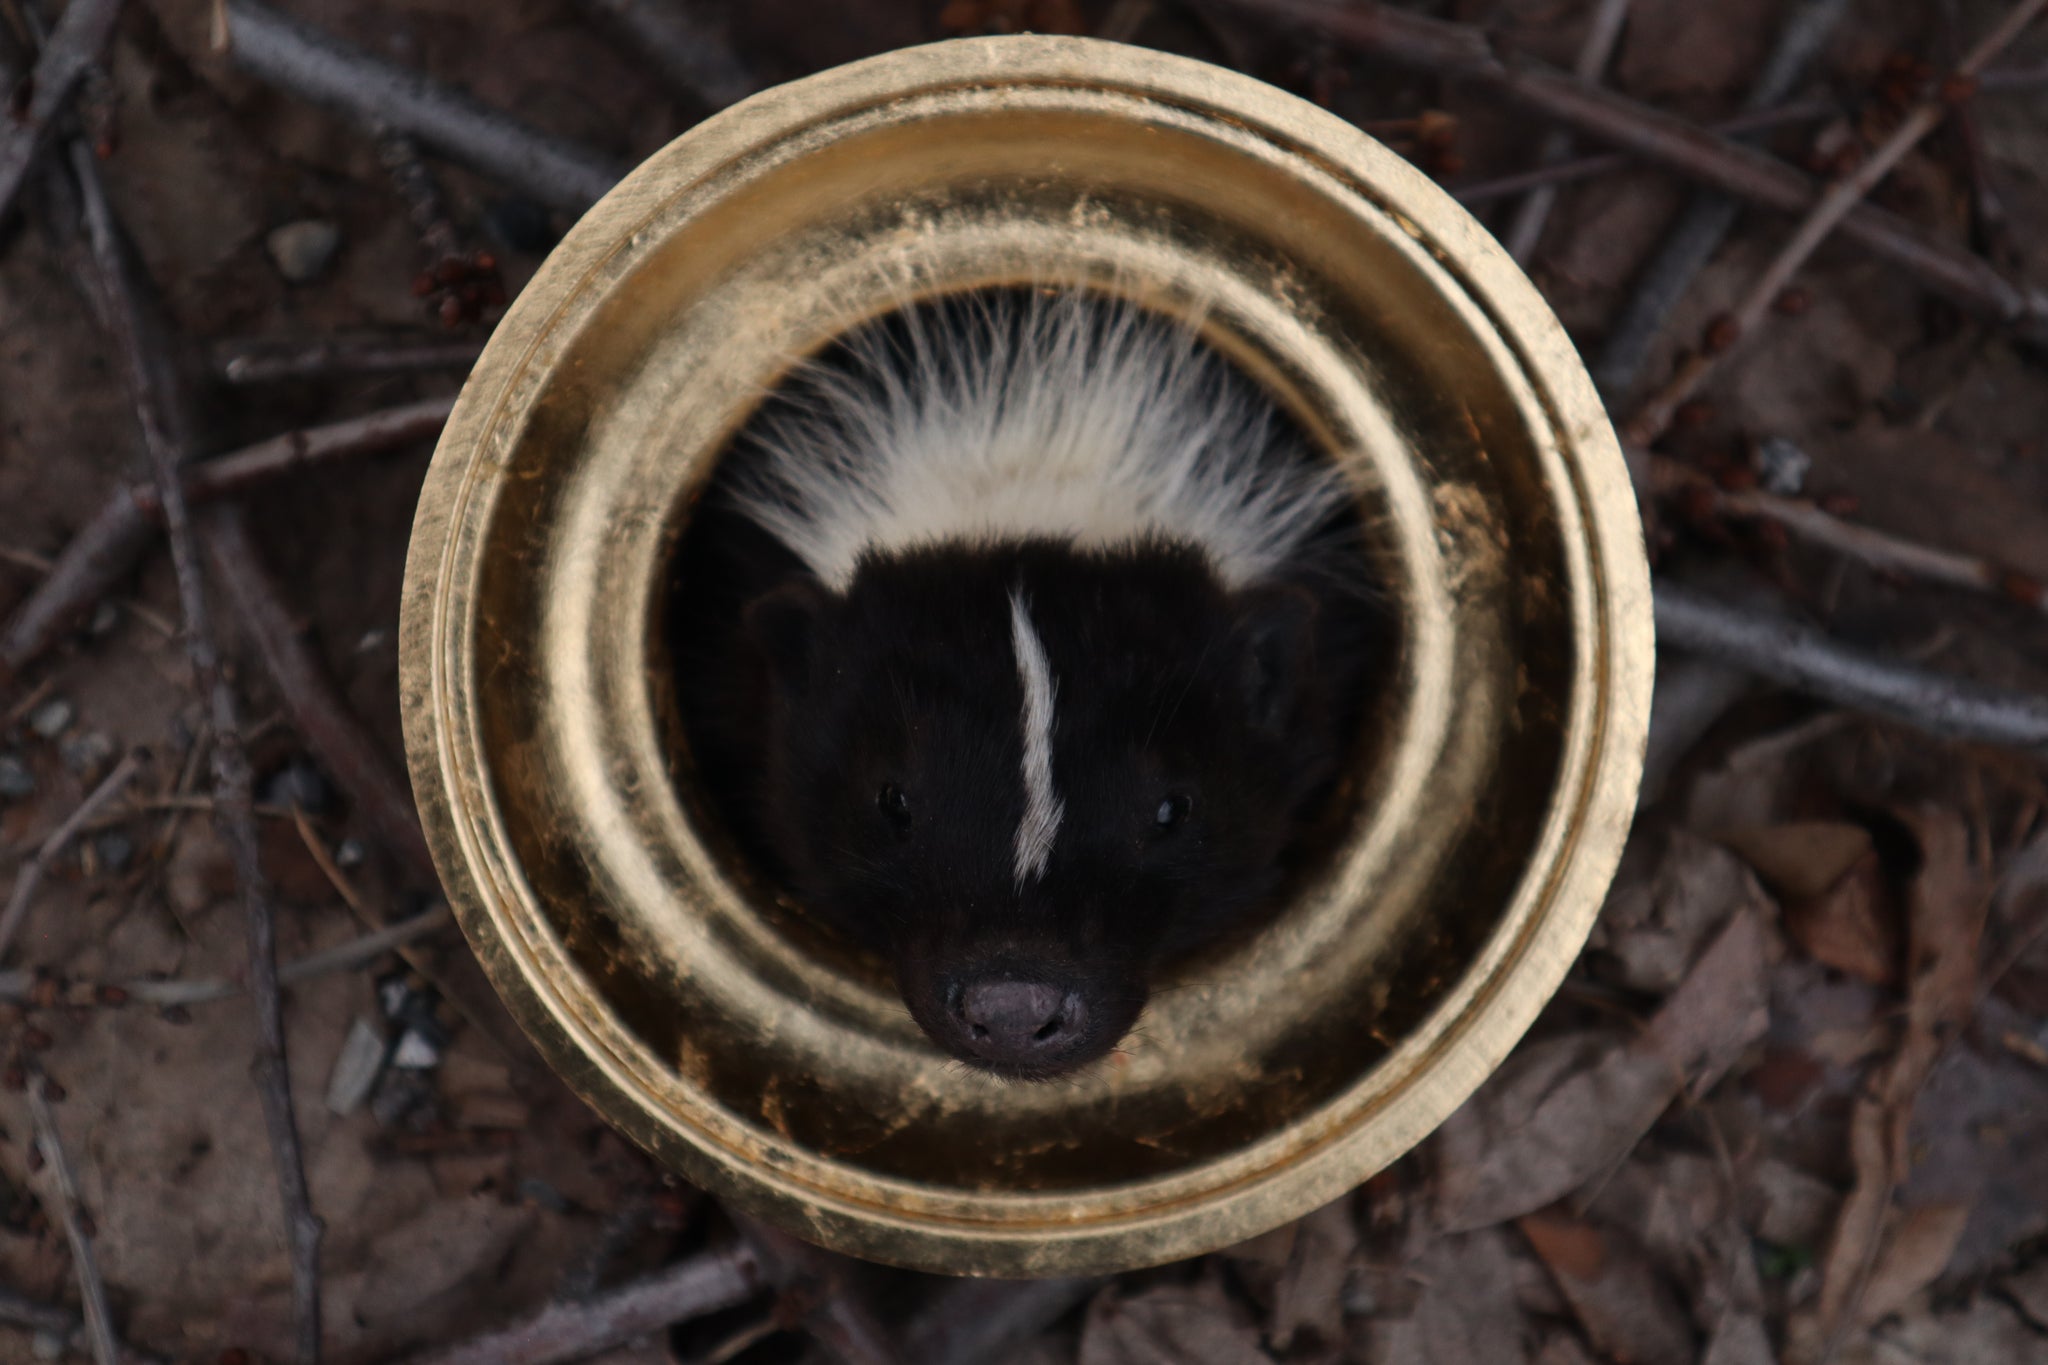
[895,1278,1103,1365]
[1498,0,1632,262]
[1622,0,2048,446]
[0,0,122,223]
[1452,98,1834,206]
[26,1079,120,1365]
[200,507,434,882]
[68,142,324,1365]
[1651,452,2047,612]
[571,0,757,108]
[401,1243,765,1365]
[1212,0,2048,333]
[1590,0,1851,398]
[0,748,146,962]
[224,0,619,212]
[216,335,484,384]
[1652,579,2048,751]
[0,397,452,678]
[734,1218,901,1365]
[199,506,545,1073]
[0,904,453,1007]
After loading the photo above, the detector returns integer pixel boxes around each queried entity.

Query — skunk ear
[743,579,830,693]
[1231,584,1318,733]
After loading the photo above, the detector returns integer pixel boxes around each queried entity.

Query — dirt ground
[4,0,2048,1362]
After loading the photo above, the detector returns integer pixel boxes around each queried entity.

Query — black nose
[953,979,1089,1067]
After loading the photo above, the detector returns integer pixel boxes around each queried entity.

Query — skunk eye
[877,782,912,831]
[1155,794,1192,830]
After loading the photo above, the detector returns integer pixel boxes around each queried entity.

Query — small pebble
[60,730,116,776]
[1756,437,1811,497]
[30,1329,63,1361]
[391,1027,443,1071]
[369,1067,437,1129]
[266,219,342,284]
[26,698,72,740]
[326,1017,391,1116]
[259,758,333,815]
[87,600,119,636]
[92,831,135,874]
[0,754,33,802]
[334,838,367,870]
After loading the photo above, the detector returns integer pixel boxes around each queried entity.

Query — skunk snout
[918,968,1132,1080]
[955,978,1087,1062]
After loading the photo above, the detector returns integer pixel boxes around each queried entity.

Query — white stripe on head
[1007,589,1064,886]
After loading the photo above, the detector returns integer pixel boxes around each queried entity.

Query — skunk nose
[953,979,1088,1066]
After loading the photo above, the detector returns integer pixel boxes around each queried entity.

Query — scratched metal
[398,36,1654,1277]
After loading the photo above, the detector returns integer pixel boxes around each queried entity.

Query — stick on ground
[67,141,325,1365]
[1590,0,1851,398]
[26,1078,122,1365]
[0,0,123,224]
[224,0,619,212]
[1652,579,2048,752]
[0,748,146,962]
[1498,0,1633,262]
[1215,0,2048,335]
[402,1244,765,1365]
[0,397,453,678]
[1622,0,2048,446]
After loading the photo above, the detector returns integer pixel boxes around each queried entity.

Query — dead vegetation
[3,0,2048,1362]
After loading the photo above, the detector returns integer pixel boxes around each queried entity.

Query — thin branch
[1452,98,1834,206]
[401,1244,765,1365]
[1590,0,1851,398]
[0,905,453,1008]
[734,1218,902,1365]
[1651,452,2046,612]
[223,0,619,212]
[0,397,452,678]
[1652,579,2048,751]
[572,0,757,108]
[68,142,323,1365]
[1622,0,2048,446]
[1498,0,1633,262]
[895,1278,1103,1365]
[216,335,483,384]
[198,507,548,1073]
[1212,0,2048,334]
[0,748,146,962]
[0,0,123,223]
[26,1079,121,1365]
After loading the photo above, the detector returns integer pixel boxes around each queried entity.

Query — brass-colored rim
[400,35,1653,1275]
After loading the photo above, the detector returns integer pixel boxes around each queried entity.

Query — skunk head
[745,540,1340,1081]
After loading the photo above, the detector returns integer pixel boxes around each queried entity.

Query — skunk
[671,288,1383,1081]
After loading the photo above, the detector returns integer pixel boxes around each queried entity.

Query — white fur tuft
[730,289,1347,590]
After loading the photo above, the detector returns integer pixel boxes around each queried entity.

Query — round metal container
[400,35,1653,1276]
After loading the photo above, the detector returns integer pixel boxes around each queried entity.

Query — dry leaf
[1721,822,1873,901]
[1721,822,1900,983]
[1786,848,1900,986]
[1363,1227,1537,1365]
[1436,911,1769,1231]
[1798,808,1992,1360]
[1595,828,1775,993]
[1267,1196,1354,1355]
[2001,1260,2048,1331]
[1079,1275,1274,1365]
[1519,1210,1696,1365]
[1859,1201,1974,1322]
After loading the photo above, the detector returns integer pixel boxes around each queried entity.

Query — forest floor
[4,0,2048,1362]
